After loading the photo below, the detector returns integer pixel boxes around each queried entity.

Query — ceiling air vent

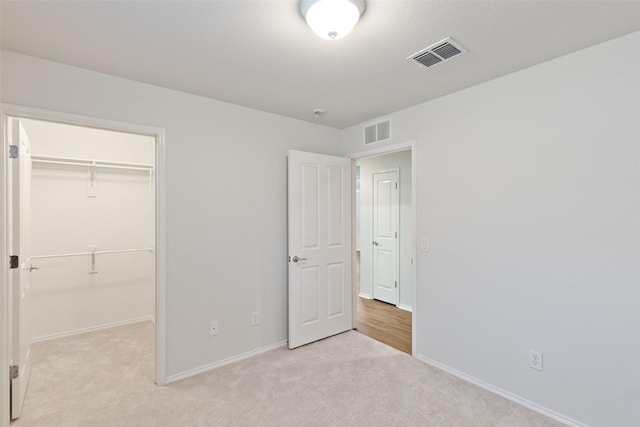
[408,37,467,69]
[364,119,391,145]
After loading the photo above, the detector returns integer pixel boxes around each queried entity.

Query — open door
[288,150,352,349]
[9,119,34,419]
[372,169,399,305]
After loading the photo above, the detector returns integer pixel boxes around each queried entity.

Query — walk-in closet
[10,118,156,420]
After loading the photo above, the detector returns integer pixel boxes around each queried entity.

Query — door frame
[347,140,417,355]
[0,104,167,424]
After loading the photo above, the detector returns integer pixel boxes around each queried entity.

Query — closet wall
[22,119,155,341]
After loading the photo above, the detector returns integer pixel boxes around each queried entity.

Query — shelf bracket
[89,247,98,274]
[88,161,97,198]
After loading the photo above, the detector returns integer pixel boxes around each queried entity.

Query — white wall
[357,150,412,310]
[22,119,155,340]
[339,32,640,427]
[0,50,341,378]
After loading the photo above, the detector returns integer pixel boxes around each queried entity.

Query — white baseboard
[358,292,372,299]
[414,354,588,427]
[31,316,154,343]
[166,340,288,384]
[397,304,412,312]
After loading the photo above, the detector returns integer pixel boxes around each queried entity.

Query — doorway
[353,147,414,354]
[1,107,166,423]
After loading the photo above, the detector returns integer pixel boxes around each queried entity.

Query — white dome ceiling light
[300,0,365,41]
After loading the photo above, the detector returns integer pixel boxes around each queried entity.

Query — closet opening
[6,115,160,421]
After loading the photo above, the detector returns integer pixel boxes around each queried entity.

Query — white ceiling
[1,1,639,129]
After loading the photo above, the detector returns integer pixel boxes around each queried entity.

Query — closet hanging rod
[31,155,154,171]
[32,159,152,172]
[30,247,154,260]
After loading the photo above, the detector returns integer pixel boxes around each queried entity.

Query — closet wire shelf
[29,154,155,266]
[31,155,154,172]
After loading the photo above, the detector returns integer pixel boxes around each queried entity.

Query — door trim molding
[347,140,417,356]
[0,104,167,425]
[347,140,414,160]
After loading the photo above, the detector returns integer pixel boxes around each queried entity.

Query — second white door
[10,119,34,419]
[288,150,352,349]
[372,169,399,305]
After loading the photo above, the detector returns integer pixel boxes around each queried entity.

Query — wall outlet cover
[209,320,219,336]
[529,350,543,371]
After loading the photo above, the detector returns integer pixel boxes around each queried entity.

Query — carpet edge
[165,340,288,384]
[414,354,589,427]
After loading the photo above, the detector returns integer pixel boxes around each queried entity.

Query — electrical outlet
[529,350,543,371]
[251,312,260,326]
[209,320,219,336]
[420,238,429,252]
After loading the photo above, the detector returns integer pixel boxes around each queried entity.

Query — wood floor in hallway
[356,296,412,355]
[354,251,412,354]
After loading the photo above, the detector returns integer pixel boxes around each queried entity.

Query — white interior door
[288,150,352,349]
[10,119,34,419]
[372,169,399,305]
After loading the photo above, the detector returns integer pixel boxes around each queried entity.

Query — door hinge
[9,145,18,159]
[10,365,18,380]
[395,182,398,190]
[395,231,397,239]
[395,280,398,288]
[10,255,19,269]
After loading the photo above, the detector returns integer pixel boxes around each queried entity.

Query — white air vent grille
[408,37,467,69]
[364,119,391,145]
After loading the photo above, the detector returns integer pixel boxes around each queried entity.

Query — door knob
[372,241,379,246]
[292,256,307,263]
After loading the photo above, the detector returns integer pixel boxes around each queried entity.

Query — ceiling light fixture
[300,0,365,41]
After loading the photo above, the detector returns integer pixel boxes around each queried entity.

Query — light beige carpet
[13,321,563,426]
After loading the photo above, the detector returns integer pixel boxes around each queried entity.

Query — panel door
[288,150,352,349]
[372,170,399,305]
[10,119,34,419]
